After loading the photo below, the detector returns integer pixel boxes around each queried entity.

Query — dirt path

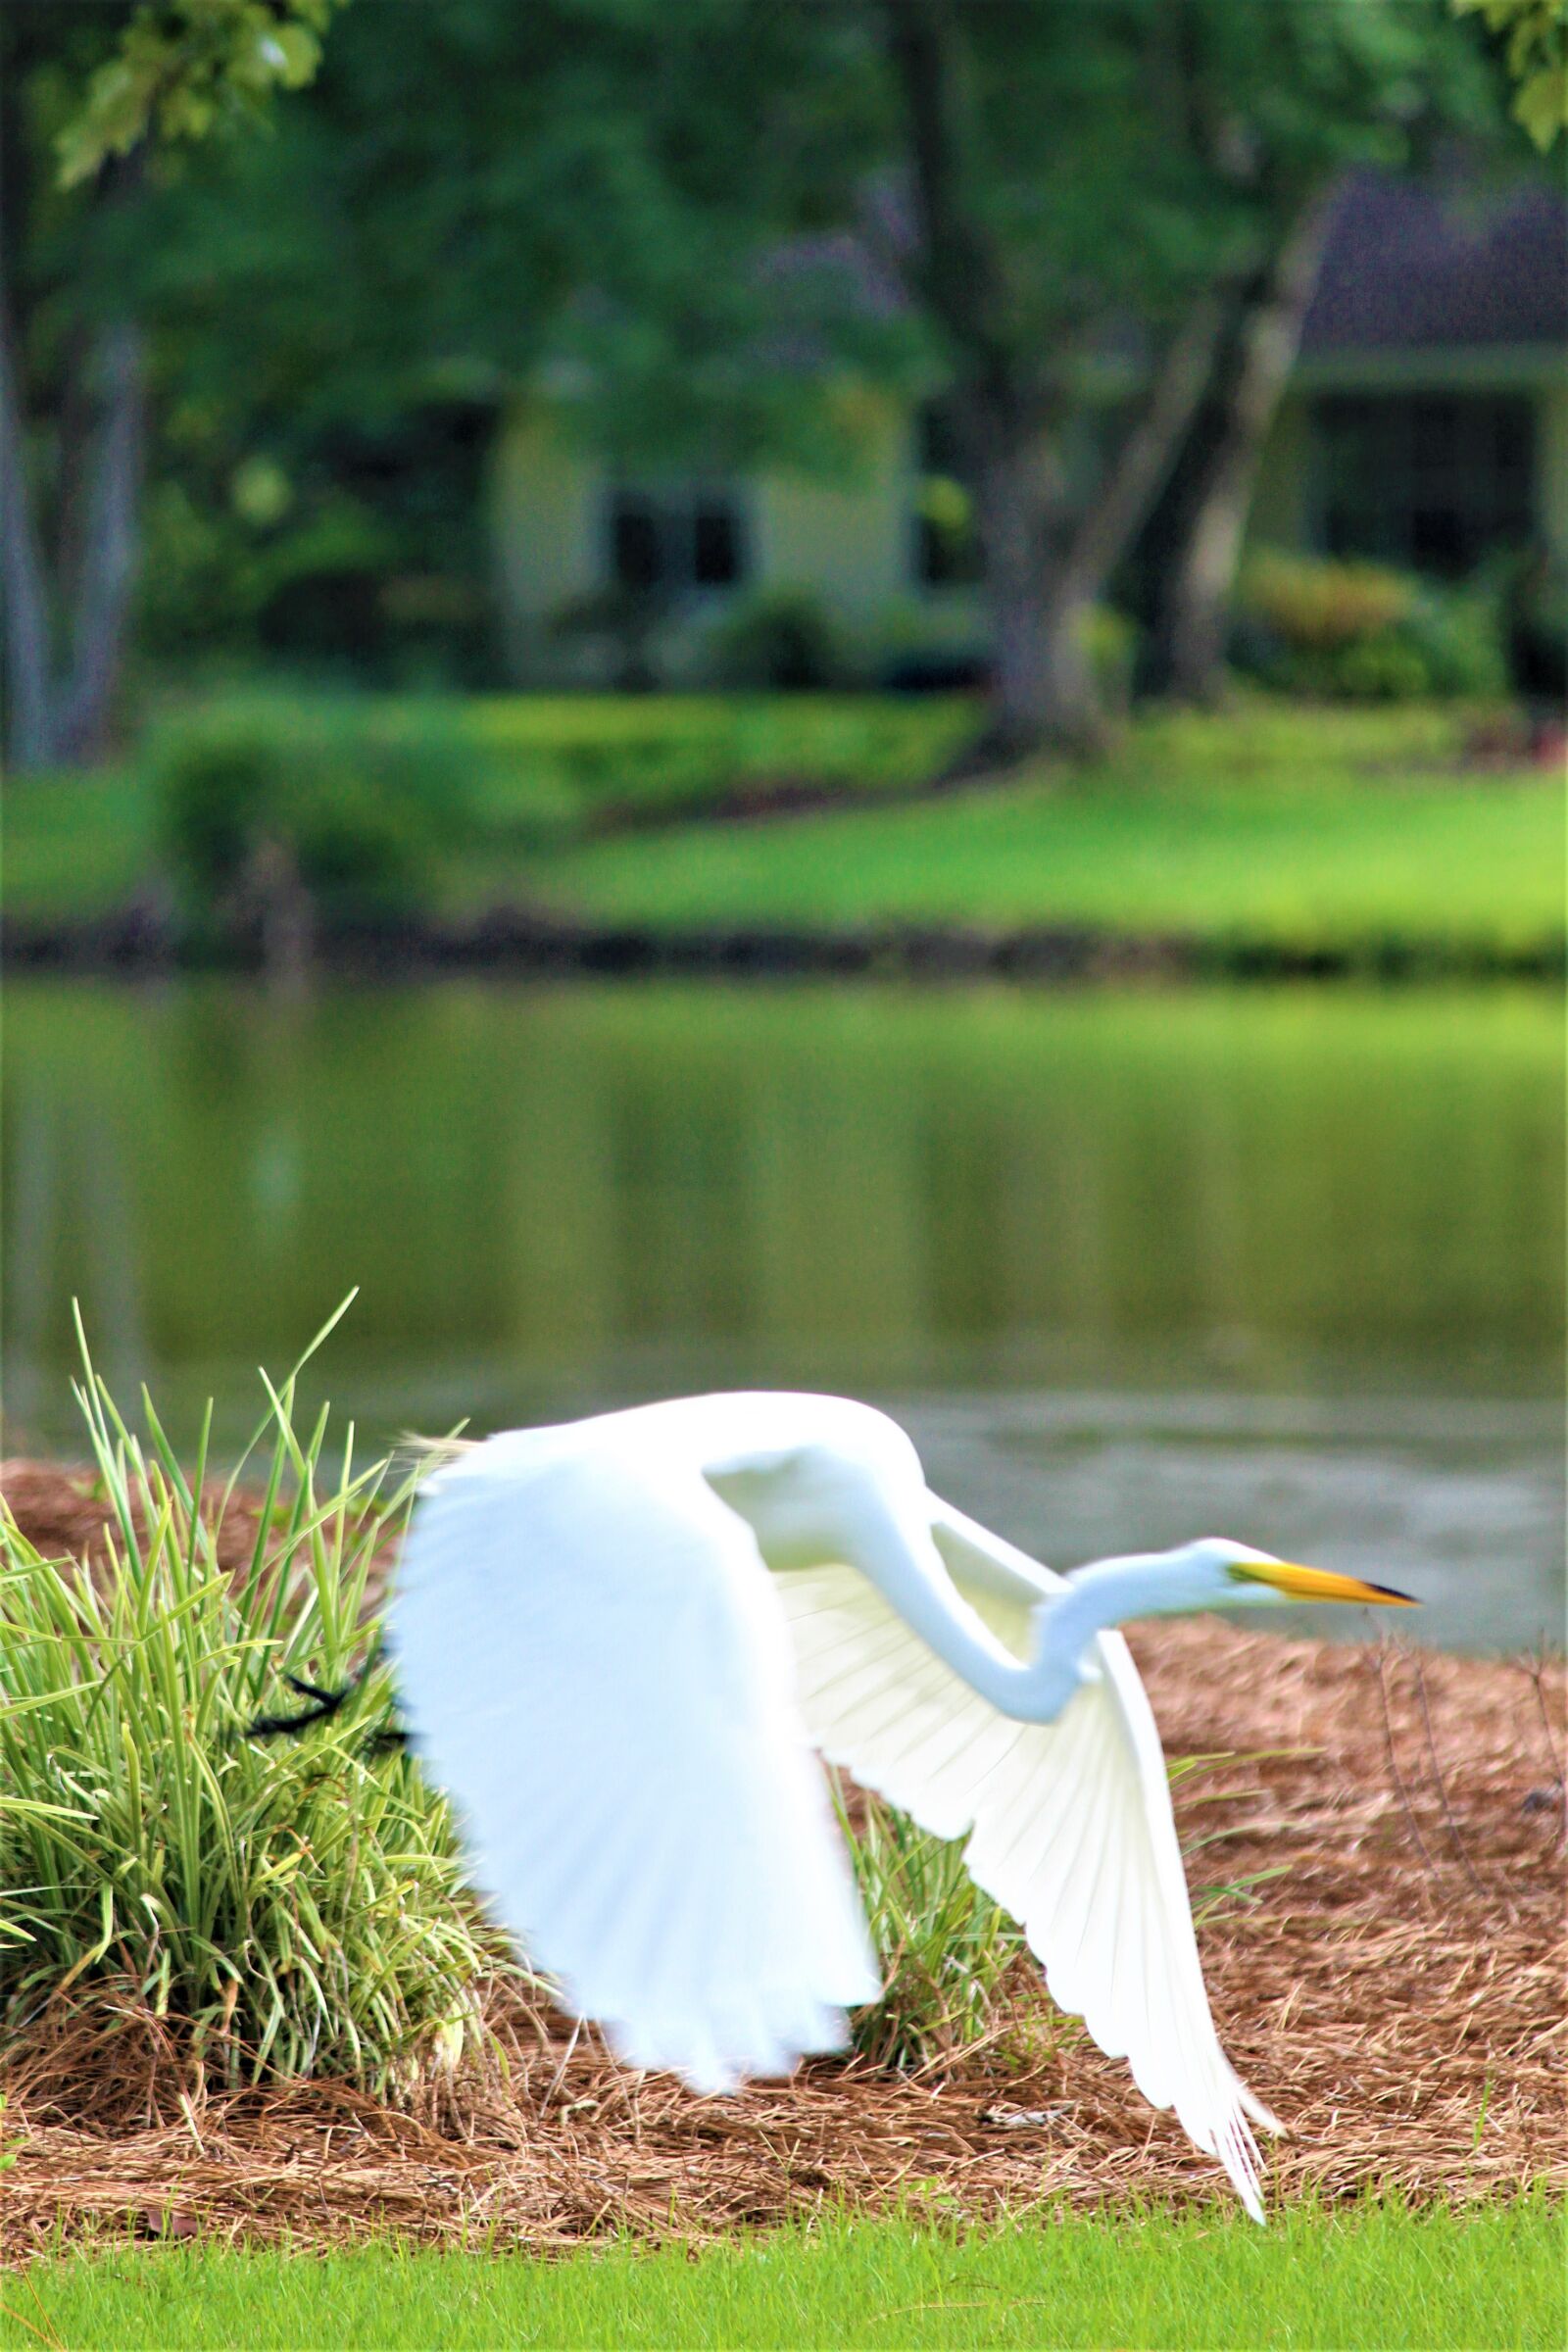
[2,1468,1561,2258]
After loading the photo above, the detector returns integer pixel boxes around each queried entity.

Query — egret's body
[391,1391,1411,2221]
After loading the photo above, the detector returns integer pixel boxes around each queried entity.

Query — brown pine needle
[1,1461,1562,2262]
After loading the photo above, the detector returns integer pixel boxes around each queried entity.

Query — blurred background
[3,0,1563,1650]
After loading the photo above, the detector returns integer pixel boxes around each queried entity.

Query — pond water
[4,978,1561,1653]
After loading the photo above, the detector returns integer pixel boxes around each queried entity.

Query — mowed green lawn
[517,705,1562,957]
[2,761,158,925]
[9,2202,1558,2352]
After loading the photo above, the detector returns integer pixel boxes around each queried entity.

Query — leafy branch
[58,0,348,189]
[1454,0,1568,147]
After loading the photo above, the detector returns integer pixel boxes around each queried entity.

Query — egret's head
[1175,1538,1417,1612]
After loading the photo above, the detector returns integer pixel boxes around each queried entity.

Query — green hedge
[149,692,984,912]
[152,698,485,927]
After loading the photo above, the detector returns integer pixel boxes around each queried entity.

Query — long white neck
[727,1444,1202,1727]
[1020,1553,1200,1721]
[850,1533,1196,1727]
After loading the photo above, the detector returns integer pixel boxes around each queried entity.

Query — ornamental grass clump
[0,1310,500,2095]
[839,1786,1025,2072]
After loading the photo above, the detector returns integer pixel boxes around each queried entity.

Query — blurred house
[491,172,1568,686]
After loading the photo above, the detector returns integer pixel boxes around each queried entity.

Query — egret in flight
[389,1391,1415,2220]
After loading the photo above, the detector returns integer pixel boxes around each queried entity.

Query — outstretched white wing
[777,1498,1279,2220]
[391,1443,880,2092]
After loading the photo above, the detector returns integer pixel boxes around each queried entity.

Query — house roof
[1301,169,1567,357]
[542,168,1566,415]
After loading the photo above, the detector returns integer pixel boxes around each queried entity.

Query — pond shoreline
[6,902,1562,984]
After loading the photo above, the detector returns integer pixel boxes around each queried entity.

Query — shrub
[1235,551,1506,701]
[707,587,844,691]
[1331,631,1436,703]
[1240,552,1414,652]
[549,585,671,692]
[0,1316,502,2092]
[465,695,981,827]
[151,697,482,925]
[0,1327,1031,2101]
[554,725,744,819]
[144,689,986,922]
[1399,583,1508,698]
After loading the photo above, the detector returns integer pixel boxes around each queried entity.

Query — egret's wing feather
[777,1514,1277,2221]
[391,1446,880,2093]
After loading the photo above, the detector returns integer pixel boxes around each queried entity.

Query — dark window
[608,484,747,594]
[1315,393,1536,575]
[612,497,662,591]
[692,500,741,587]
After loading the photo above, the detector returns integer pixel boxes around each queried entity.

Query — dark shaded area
[5,901,1561,984]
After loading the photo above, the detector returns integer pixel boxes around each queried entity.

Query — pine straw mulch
[0,1464,1562,2260]
[0,1458,271,1582]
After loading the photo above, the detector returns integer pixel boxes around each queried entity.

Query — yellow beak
[1238,1560,1418,1607]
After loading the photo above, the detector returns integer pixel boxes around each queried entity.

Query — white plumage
[394,1434,879,2092]
[777,1542,1275,2216]
[391,1391,1412,2220]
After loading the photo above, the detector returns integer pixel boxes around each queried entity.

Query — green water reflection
[4,980,1561,1648]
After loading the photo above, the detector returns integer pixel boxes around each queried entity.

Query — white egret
[389,1391,1415,2220]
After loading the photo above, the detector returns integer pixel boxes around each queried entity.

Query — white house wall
[751,397,910,626]
[490,406,604,684]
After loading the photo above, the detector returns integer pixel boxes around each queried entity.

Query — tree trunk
[57,318,145,761]
[882,0,1068,753]
[1030,293,1227,748]
[966,405,1054,757]
[2,145,146,773]
[1,312,146,771]
[0,279,58,768]
[884,0,1231,758]
[1141,186,1338,705]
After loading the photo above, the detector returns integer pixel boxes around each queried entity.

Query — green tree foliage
[864,0,1503,744]
[1455,0,1568,146]
[2,0,346,766]
[124,0,1508,729]
[113,2,913,676]
[5,0,1535,754]
[56,0,347,188]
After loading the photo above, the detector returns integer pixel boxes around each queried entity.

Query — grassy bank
[514,703,1561,967]
[4,697,1561,972]
[10,2201,1561,2350]
[2,695,975,928]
